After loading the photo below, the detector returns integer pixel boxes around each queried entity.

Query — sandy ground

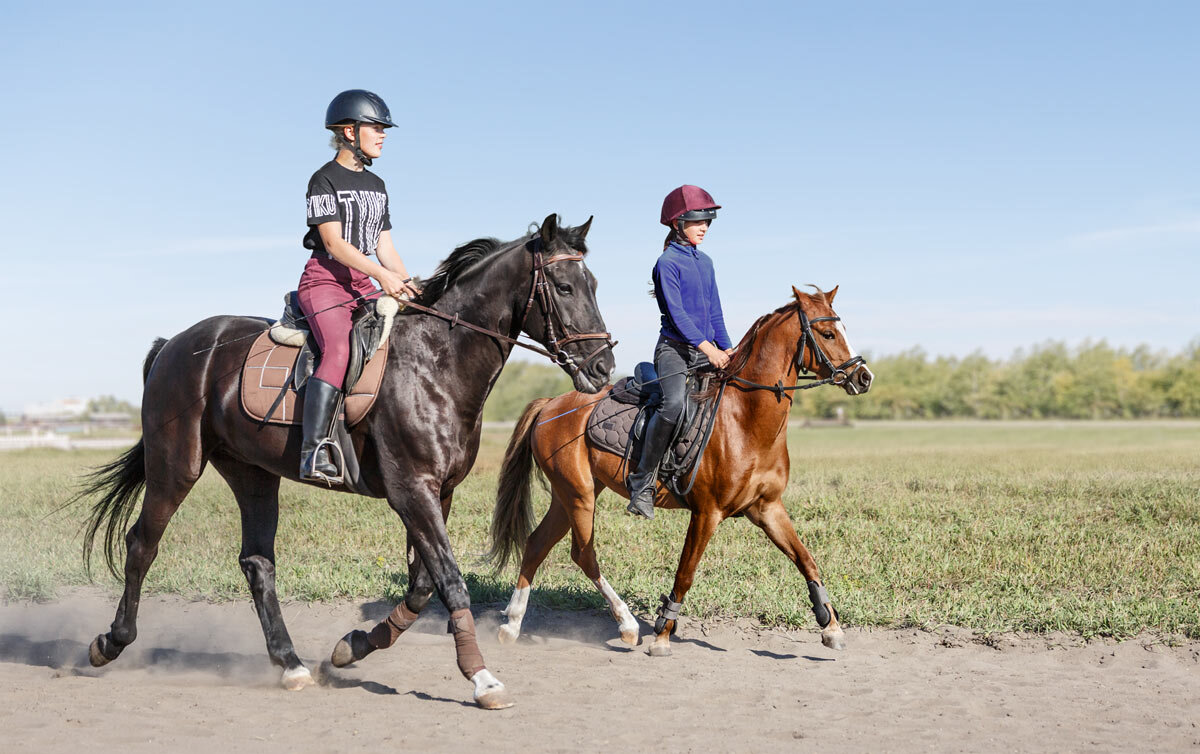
[1,589,1197,753]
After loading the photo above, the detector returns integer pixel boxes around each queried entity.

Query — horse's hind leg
[331,494,451,667]
[563,482,639,646]
[497,496,571,644]
[89,469,200,667]
[745,497,845,650]
[212,457,314,690]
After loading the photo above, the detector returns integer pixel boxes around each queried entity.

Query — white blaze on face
[835,320,859,358]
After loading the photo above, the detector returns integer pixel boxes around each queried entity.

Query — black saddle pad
[585,377,719,479]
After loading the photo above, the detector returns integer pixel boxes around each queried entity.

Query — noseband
[726,308,867,397]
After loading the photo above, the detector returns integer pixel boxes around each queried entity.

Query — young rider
[626,185,734,518]
[296,89,421,483]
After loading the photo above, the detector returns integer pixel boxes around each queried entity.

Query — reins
[192,237,615,375]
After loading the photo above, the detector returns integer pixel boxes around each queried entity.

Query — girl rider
[626,185,734,518]
[297,89,421,483]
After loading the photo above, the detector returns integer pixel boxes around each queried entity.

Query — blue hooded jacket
[652,241,732,350]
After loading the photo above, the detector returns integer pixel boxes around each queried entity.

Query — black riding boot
[299,377,341,483]
[625,413,677,520]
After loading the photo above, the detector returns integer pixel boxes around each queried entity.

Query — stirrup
[303,438,344,486]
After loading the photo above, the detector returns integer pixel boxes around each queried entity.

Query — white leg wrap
[471,668,505,699]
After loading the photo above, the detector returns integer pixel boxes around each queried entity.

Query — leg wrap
[654,592,683,635]
[448,609,486,680]
[807,580,832,628]
[367,602,420,649]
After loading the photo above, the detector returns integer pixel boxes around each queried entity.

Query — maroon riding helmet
[660,185,721,227]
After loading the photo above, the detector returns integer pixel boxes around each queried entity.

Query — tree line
[482,340,1200,421]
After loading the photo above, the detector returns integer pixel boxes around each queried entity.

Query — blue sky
[2,1,1197,412]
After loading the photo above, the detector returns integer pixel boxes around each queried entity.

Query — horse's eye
[556,284,573,294]
[822,330,835,340]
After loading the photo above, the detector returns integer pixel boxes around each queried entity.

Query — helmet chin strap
[343,123,372,167]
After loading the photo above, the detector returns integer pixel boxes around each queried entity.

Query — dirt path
[2,589,1197,752]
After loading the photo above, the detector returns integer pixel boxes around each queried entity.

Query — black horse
[78,215,613,709]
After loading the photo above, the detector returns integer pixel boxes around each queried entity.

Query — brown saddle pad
[240,330,388,426]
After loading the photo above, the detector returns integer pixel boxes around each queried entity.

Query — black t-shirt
[303,160,392,258]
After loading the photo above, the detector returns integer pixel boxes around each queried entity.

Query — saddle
[240,292,399,427]
[585,362,726,499]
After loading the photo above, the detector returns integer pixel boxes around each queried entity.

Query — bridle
[398,238,615,379]
[726,308,867,398]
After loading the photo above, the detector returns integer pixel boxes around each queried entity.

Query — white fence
[0,430,135,452]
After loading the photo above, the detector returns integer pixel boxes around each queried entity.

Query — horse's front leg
[744,498,845,650]
[331,495,450,668]
[344,485,512,709]
[649,510,722,657]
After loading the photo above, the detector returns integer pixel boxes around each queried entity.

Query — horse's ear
[791,285,803,301]
[576,215,593,239]
[540,214,559,246]
[826,285,838,304]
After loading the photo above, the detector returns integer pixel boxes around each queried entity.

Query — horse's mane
[722,287,828,379]
[413,237,507,306]
[412,220,589,307]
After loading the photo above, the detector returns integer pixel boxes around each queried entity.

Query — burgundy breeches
[296,255,379,390]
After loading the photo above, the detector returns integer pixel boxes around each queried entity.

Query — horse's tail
[79,337,165,578]
[487,397,552,572]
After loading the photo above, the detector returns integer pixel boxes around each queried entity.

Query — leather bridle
[399,239,614,379]
[726,308,867,398]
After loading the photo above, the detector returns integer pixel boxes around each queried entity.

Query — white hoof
[497,623,520,645]
[619,624,640,646]
[472,669,514,710]
[281,666,315,691]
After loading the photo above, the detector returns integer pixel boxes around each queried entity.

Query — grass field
[1,422,1197,639]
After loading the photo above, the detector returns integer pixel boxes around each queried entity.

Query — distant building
[23,397,89,422]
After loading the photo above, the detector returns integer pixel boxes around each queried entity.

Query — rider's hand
[378,270,421,299]
[699,341,731,370]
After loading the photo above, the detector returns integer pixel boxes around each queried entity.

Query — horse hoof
[620,627,640,646]
[330,630,373,667]
[821,627,847,651]
[475,689,515,710]
[281,666,315,691]
[497,624,520,645]
[648,642,672,657]
[88,635,112,667]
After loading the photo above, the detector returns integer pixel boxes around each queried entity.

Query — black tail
[486,397,551,572]
[78,338,166,578]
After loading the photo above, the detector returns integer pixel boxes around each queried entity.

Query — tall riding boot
[299,377,341,483]
[625,413,678,520]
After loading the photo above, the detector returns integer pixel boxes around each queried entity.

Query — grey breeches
[653,336,703,424]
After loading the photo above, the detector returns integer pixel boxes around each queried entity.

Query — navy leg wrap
[654,592,683,634]
[807,580,831,628]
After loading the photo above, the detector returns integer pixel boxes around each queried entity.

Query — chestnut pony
[489,285,872,656]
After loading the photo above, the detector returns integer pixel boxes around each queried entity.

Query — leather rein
[399,239,614,378]
[725,309,866,398]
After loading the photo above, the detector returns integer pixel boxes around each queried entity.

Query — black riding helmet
[325,89,395,166]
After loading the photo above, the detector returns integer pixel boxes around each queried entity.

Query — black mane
[413,218,589,306]
[414,237,508,306]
